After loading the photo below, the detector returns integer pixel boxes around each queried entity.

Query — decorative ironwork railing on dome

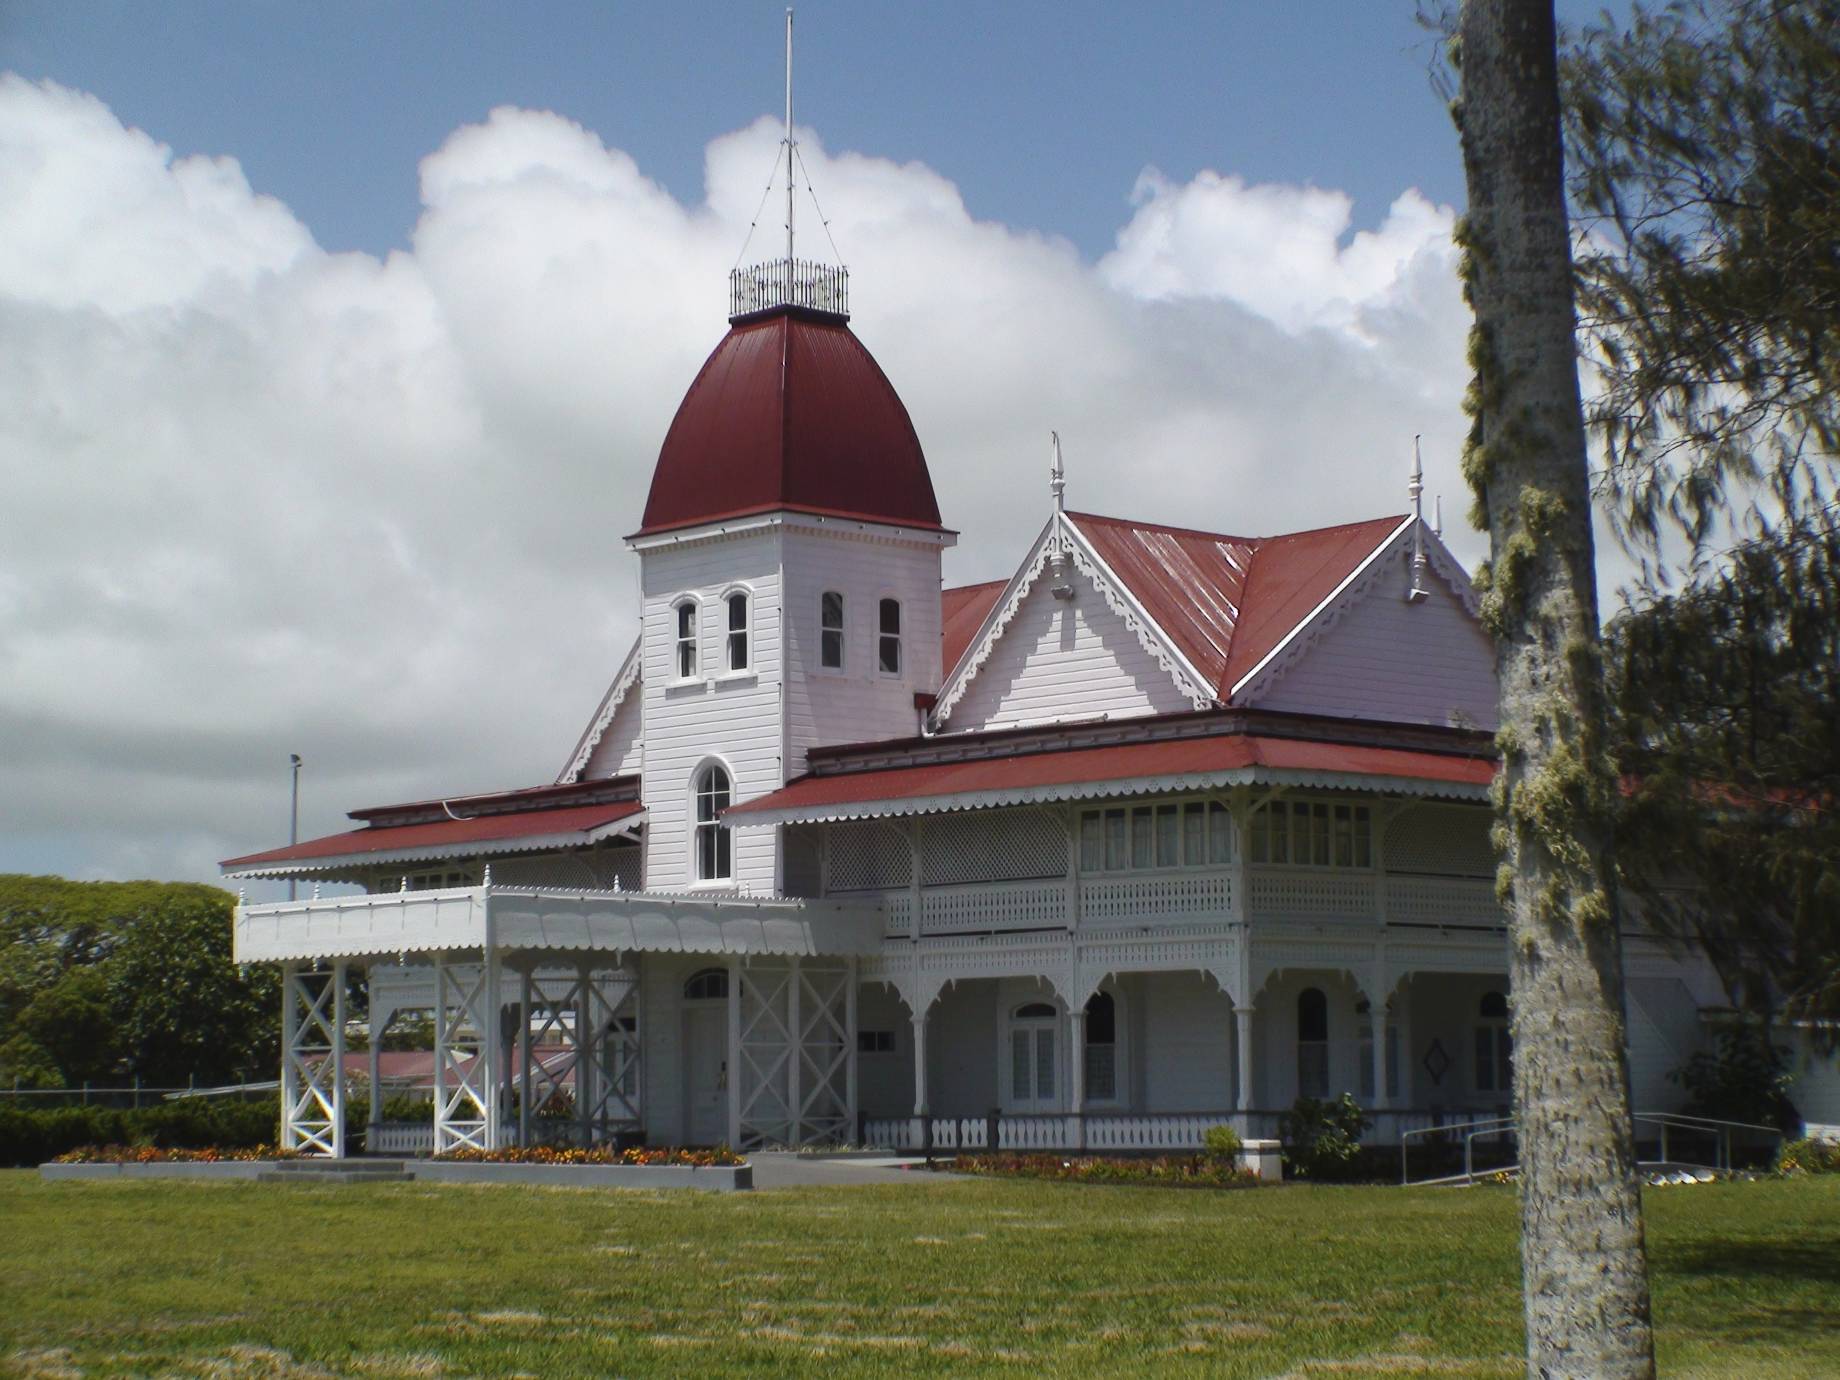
[729,259,850,320]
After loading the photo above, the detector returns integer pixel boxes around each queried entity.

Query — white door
[1007,1002,1059,1111]
[684,1006,727,1144]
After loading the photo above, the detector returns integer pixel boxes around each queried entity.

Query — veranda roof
[726,733,1495,825]
[220,801,645,878]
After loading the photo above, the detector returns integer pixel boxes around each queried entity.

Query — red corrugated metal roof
[221,800,643,869]
[941,580,1007,682]
[634,307,945,537]
[1068,511,1403,699]
[727,733,1494,817]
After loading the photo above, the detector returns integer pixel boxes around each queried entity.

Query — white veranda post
[433,951,504,1153]
[280,962,346,1158]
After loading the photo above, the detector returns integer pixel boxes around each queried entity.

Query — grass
[1,1171,1836,1378]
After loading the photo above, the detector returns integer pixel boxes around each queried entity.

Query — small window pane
[1079,813,1103,872]
[1334,805,1354,868]
[821,592,844,669]
[1475,1027,1495,1091]
[1157,806,1180,867]
[1208,801,1232,863]
[1011,1031,1031,1099]
[1131,808,1153,868]
[1104,809,1127,871]
[1036,1029,1055,1099]
[1250,807,1268,864]
[726,593,748,672]
[1084,1043,1116,1101]
[1312,804,1331,866]
[1354,808,1372,868]
[879,598,901,635]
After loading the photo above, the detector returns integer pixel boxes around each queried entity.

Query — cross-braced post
[581,969,643,1142]
[737,961,795,1149]
[280,962,345,1157]
[794,962,852,1146]
[433,954,493,1154]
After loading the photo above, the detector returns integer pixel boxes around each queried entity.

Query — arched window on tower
[1297,987,1330,1098]
[725,591,749,672]
[674,600,698,680]
[820,591,844,669]
[878,598,902,674]
[693,764,732,882]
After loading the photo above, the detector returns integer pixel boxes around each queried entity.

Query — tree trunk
[1455,2,1657,1376]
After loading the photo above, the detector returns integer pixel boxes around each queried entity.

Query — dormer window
[694,764,732,882]
[878,598,902,675]
[726,591,749,672]
[820,591,844,669]
[674,601,698,680]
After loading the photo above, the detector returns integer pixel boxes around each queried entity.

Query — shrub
[955,1153,1260,1189]
[1202,1123,1243,1160]
[0,1097,279,1166]
[435,1144,742,1167]
[1280,1093,1369,1180]
[1672,1026,1801,1133]
[1777,1136,1840,1175]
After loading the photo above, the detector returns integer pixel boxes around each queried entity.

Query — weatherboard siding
[1248,546,1498,730]
[638,532,785,893]
[945,566,1194,732]
[781,526,943,775]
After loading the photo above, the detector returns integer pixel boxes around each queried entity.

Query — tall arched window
[674,600,698,680]
[725,591,749,671]
[878,597,902,674]
[820,591,844,668]
[1297,987,1330,1098]
[693,765,732,882]
[1083,990,1118,1102]
[1475,990,1512,1094]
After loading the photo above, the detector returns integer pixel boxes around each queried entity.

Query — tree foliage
[1607,511,1840,1025]
[0,875,278,1088]
[1563,0,1840,560]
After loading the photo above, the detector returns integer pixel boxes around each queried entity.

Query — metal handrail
[1401,1110,1787,1186]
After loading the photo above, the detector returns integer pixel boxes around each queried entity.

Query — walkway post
[911,1006,930,1149]
[330,960,347,1160]
[726,957,743,1149]
[1068,1005,1087,1151]
[1235,1004,1255,1120]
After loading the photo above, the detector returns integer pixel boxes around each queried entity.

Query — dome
[634,306,944,538]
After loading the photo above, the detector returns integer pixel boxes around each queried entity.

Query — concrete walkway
[745,1151,964,1189]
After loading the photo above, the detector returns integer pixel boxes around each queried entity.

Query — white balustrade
[1080,870,1234,924]
[920,880,1068,934]
[1383,875,1501,927]
[1247,868,1377,921]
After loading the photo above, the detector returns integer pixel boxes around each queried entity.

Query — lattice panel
[1384,804,1493,877]
[920,807,1066,886]
[492,847,638,891]
[825,821,912,892]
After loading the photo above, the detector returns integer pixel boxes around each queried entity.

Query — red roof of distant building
[1068,511,1405,699]
[221,800,643,871]
[728,731,1494,820]
[942,580,1007,681]
[634,307,945,538]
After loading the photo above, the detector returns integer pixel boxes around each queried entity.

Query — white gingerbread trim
[932,512,1214,729]
[1227,518,1411,703]
[557,637,642,784]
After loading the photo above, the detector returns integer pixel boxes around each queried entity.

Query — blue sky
[1,3,1620,884]
[6,1,1476,261]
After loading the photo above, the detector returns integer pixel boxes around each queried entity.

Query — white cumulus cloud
[0,76,1476,886]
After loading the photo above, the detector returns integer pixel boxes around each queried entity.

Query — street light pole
[288,753,302,902]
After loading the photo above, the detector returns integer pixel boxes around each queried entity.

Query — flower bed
[955,1152,1260,1189]
[435,1144,743,1167]
[53,1144,296,1164]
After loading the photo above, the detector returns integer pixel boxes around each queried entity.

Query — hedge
[0,1097,279,1167]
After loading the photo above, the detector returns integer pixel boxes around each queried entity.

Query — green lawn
[1,1171,1836,1378]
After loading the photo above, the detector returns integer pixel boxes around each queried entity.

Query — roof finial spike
[784,7,795,269]
[1406,435,1429,604]
[1433,493,1443,537]
[1049,431,1066,511]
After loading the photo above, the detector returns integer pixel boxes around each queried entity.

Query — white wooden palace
[223,258,1740,1160]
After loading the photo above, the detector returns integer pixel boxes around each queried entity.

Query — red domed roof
[634,307,944,538]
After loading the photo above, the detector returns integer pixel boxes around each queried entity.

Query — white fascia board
[628,510,955,554]
[1060,513,1217,703]
[221,815,646,881]
[1228,517,1415,701]
[725,766,1489,828]
[558,636,642,784]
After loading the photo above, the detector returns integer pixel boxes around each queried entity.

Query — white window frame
[1002,998,1061,1112]
[1247,798,1374,870]
[672,598,701,682]
[819,590,845,671]
[1081,986,1128,1109]
[691,760,734,885]
[721,586,751,675]
[1297,986,1331,1100]
[1077,797,1234,875]
[876,595,902,677]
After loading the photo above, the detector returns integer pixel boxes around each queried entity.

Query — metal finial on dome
[1050,431,1066,511]
[728,10,849,321]
[1406,436,1429,604]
